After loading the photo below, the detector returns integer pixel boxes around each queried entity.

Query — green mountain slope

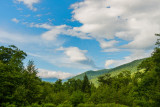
[90,59,144,86]
[105,58,144,76]
[73,69,110,80]
[73,58,145,85]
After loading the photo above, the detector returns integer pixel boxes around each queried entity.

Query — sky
[0,0,160,79]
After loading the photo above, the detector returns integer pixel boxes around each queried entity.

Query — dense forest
[0,34,160,107]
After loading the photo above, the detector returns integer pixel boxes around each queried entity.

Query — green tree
[70,91,84,107]
[54,79,63,92]
[133,34,160,106]
[82,74,91,94]
[0,45,27,106]
[98,73,112,86]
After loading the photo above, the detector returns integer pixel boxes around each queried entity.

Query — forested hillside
[0,34,160,107]
[73,69,110,80]
[74,58,144,86]
[90,59,144,86]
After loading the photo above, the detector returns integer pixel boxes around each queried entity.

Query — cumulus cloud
[24,0,159,52]
[11,0,160,69]
[56,46,97,69]
[0,29,93,70]
[71,0,127,39]
[15,0,40,11]
[57,47,88,62]
[37,69,74,79]
[70,0,160,68]
[27,46,97,70]
[71,0,160,50]
[98,39,119,49]
[12,18,19,23]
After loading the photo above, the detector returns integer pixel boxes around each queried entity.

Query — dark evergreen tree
[82,74,91,94]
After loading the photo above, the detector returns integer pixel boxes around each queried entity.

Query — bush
[57,104,73,107]
[78,103,95,107]
[31,103,41,107]
[6,104,17,107]
[1,103,17,107]
[96,103,128,107]
[43,103,56,107]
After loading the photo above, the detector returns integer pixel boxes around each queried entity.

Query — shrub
[57,104,73,107]
[78,103,95,107]
[31,103,41,107]
[96,103,128,107]
[43,103,56,107]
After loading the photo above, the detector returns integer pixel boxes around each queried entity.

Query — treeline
[0,34,160,107]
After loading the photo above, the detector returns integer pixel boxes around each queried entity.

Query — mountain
[73,69,110,80]
[73,58,145,85]
[42,59,144,84]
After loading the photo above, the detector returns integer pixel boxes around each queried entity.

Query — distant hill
[90,59,145,86]
[73,69,110,80]
[73,58,145,85]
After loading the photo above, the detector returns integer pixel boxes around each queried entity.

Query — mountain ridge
[73,58,145,83]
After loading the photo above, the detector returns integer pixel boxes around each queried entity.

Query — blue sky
[0,0,159,79]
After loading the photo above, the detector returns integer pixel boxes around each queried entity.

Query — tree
[98,73,112,86]
[26,60,38,74]
[133,34,160,106]
[54,79,63,92]
[82,74,91,94]
[155,34,160,47]
[70,91,84,107]
[0,45,27,106]
[0,45,42,106]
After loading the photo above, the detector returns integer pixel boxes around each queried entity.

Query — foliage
[43,103,56,107]
[78,103,95,107]
[57,104,73,107]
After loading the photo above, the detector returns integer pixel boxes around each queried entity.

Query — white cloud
[23,0,159,52]
[105,60,115,68]
[71,0,127,39]
[103,48,120,52]
[56,46,97,69]
[37,69,74,79]
[105,49,152,68]
[29,23,54,29]
[57,47,88,62]
[0,28,95,70]
[0,29,39,43]
[15,0,40,11]
[71,0,160,50]
[0,29,64,50]
[12,18,19,23]
[11,0,160,69]
[29,23,91,41]
[28,47,97,70]
[70,0,160,68]
[98,39,119,49]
